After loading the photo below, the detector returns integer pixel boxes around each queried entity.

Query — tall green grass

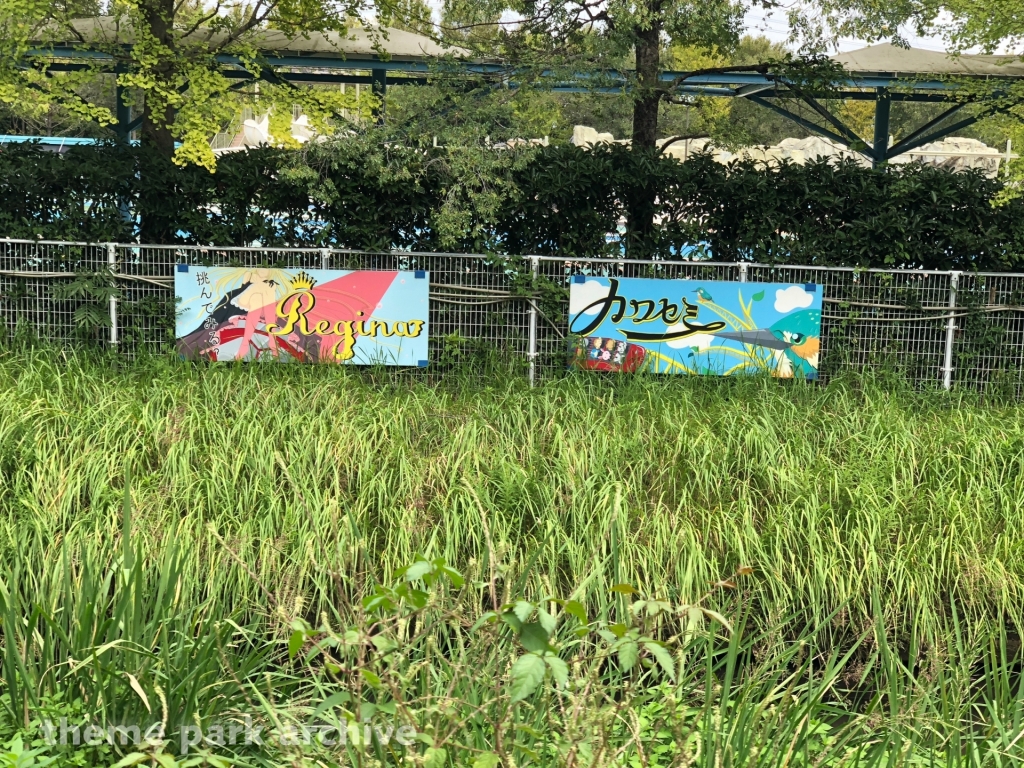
[1,348,1023,766]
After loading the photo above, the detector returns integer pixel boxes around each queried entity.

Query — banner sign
[569,276,823,378]
[175,266,429,365]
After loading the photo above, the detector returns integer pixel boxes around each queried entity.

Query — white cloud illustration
[569,280,610,316]
[774,286,814,313]
[665,330,717,350]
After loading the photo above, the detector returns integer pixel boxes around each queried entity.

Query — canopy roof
[831,43,1024,79]
[44,16,466,63]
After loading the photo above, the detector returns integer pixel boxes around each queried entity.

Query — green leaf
[700,607,733,633]
[610,583,637,595]
[519,621,551,653]
[312,691,352,719]
[403,560,433,581]
[472,752,501,768]
[424,747,448,768]
[544,654,569,687]
[752,290,765,301]
[441,566,465,588]
[536,605,557,635]
[471,611,499,632]
[563,600,588,625]
[360,669,382,688]
[509,653,546,702]
[617,639,639,671]
[643,640,677,682]
[288,630,305,659]
[110,755,151,768]
[513,600,534,623]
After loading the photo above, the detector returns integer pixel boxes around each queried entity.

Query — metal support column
[872,88,891,168]
[107,243,119,346]
[320,248,330,270]
[738,262,748,283]
[527,256,539,386]
[115,76,131,141]
[371,69,386,126]
[941,270,960,390]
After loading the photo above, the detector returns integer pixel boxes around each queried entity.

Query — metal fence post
[527,256,539,386]
[941,270,960,390]
[107,243,119,347]
[321,248,330,270]
[738,262,748,283]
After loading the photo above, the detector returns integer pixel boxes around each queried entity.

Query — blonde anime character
[177,268,316,361]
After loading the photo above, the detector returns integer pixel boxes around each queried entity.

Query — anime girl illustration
[574,336,647,373]
[176,268,319,362]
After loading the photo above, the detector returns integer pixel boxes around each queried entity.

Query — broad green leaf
[544,654,569,686]
[563,600,588,625]
[519,621,551,653]
[404,560,433,581]
[644,641,677,682]
[424,746,448,768]
[472,752,501,768]
[752,290,765,301]
[288,630,305,659]
[441,566,465,588]
[509,653,546,702]
[110,755,150,768]
[360,669,382,688]
[617,639,639,671]
[611,583,637,595]
[536,605,557,635]
[513,600,534,623]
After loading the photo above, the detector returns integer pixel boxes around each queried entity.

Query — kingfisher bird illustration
[694,287,715,303]
[768,309,821,378]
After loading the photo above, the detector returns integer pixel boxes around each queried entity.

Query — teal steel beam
[115,80,131,140]
[782,81,867,150]
[371,68,386,124]
[747,96,853,148]
[884,103,966,158]
[27,46,1004,92]
[887,114,983,157]
[871,88,891,166]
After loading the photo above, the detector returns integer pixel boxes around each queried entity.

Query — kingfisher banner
[175,266,429,365]
[569,277,823,378]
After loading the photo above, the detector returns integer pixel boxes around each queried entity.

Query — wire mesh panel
[747,265,953,387]
[0,239,111,346]
[954,272,1024,395]
[112,244,534,367]
[6,238,1024,395]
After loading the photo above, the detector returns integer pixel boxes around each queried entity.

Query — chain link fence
[4,239,1024,393]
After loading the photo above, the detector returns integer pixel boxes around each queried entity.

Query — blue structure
[21,20,1024,166]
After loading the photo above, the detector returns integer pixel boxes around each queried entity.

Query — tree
[5,0,361,166]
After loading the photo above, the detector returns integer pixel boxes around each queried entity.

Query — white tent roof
[831,43,1024,78]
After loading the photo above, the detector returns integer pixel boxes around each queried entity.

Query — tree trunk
[631,23,661,151]
[626,19,662,257]
[138,0,176,242]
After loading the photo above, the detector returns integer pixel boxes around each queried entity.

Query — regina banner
[569,276,823,378]
[175,266,429,365]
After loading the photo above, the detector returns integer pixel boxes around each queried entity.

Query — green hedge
[2,141,1022,270]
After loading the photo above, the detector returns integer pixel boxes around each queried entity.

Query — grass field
[1,349,1023,767]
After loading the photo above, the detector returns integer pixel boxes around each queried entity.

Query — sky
[743,6,952,53]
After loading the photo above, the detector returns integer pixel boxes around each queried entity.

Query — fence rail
[3,239,1024,393]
